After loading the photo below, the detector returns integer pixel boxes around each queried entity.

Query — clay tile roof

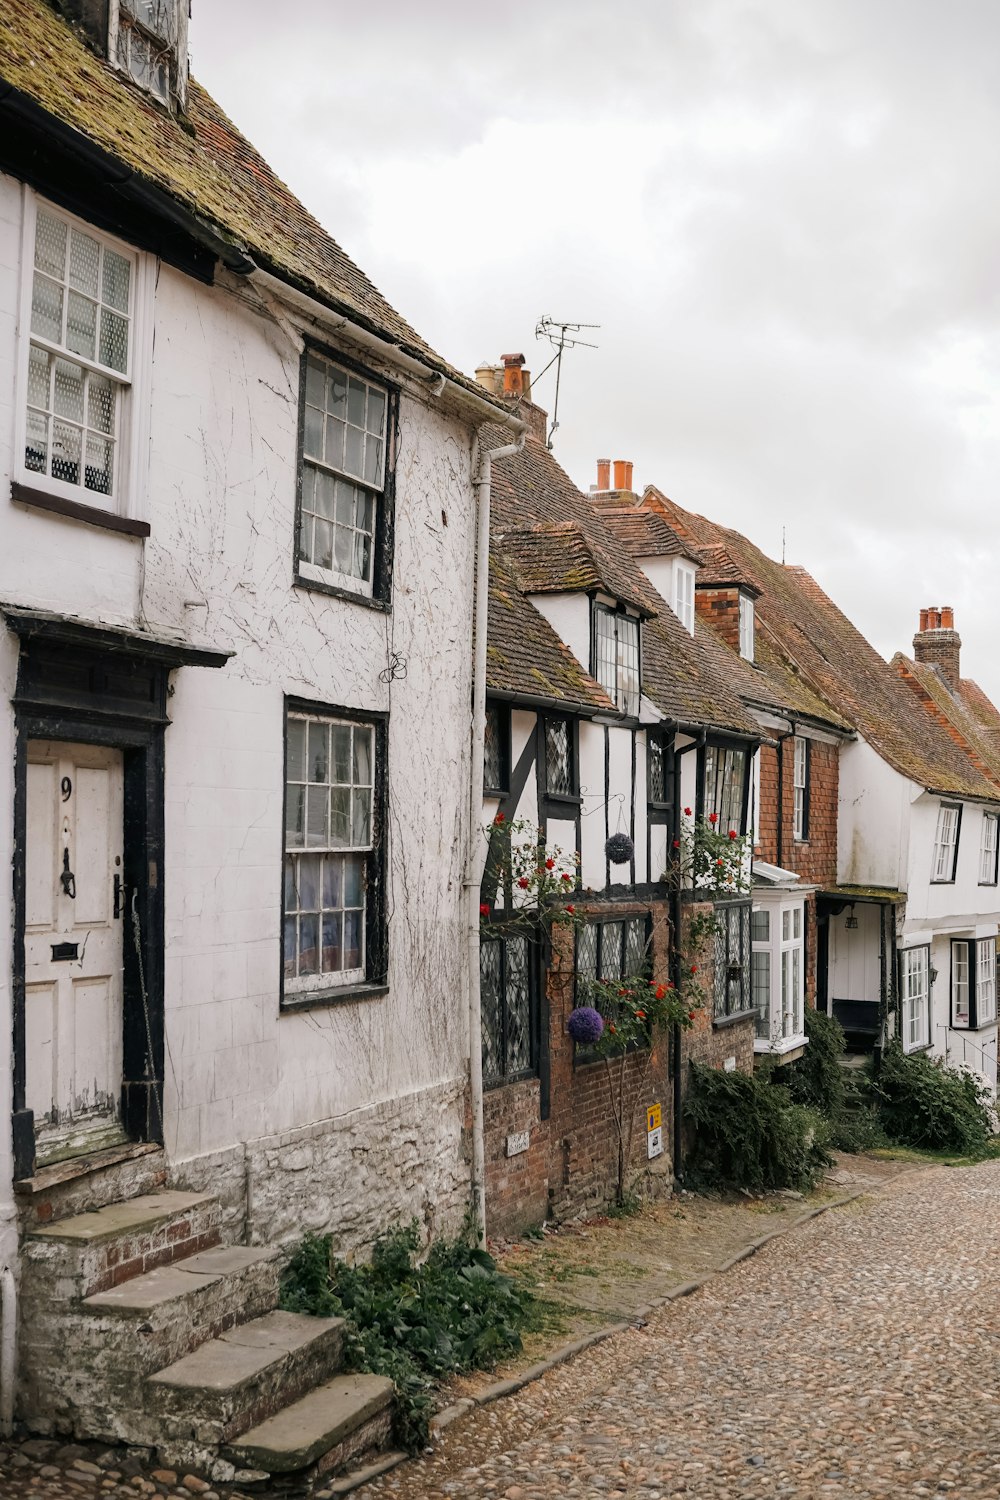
[485,429,760,737]
[642,489,1000,799]
[894,659,1000,789]
[487,550,614,714]
[696,543,761,597]
[591,499,704,564]
[0,0,500,406]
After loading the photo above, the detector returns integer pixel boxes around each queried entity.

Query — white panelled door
[24,740,126,1165]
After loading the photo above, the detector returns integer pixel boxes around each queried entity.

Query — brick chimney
[913,606,962,690]
[476,352,546,440]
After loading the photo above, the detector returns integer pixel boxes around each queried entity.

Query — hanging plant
[567,1006,605,1045]
[605,832,634,865]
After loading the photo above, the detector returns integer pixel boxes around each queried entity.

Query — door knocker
[60,848,76,900]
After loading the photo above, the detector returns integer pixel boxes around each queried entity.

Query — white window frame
[980,813,999,886]
[931,803,961,884]
[592,603,641,716]
[14,192,153,525]
[283,709,379,1000]
[738,593,754,661]
[674,562,695,635]
[951,936,997,1030]
[752,899,806,1054]
[901,945,931,1052]
[109,0,188,107]
[792,736,808,842]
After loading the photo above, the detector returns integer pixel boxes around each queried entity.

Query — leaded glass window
[480,933,537,1086]
[299,351,389,592]
[713,903,752,1019]
[284,712,376,993]
[484,703,506,793]
[574,915,652,1053]
[25,207,133,505]
[545,717,575,798]
[593,604,641,715]
[703,744,746,834]
[648,736,667,805]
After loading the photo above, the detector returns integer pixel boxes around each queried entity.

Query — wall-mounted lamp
[845,904,859,930]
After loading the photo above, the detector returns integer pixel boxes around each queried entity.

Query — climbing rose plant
[480,815,583,934]
[667,810,752,898]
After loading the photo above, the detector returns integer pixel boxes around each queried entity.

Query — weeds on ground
[280,1220,543,1453]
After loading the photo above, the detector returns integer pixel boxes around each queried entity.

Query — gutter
[465,429,527,1246]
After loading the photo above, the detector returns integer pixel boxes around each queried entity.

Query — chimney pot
[919,608,929,632]
[502,353,525,398]
[623,461,634,491]
[613,459,628,490]
[941,606,954,629]
[597,459,611,490]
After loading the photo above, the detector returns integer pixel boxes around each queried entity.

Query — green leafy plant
[871,1042,996,1157]
[280,1222,540,1453]
[782,1007,846,1116]
[479,815,585,934]
[663,811,753,897]
[684,1061,832,1192]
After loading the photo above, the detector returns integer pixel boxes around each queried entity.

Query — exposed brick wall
[695,586,741,651]
[677,900,754,1127]
[483,899,673,1237]
[756,736,838,887]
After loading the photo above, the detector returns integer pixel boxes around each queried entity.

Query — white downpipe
[465,428,526,1245]
[0,1264,15,1435]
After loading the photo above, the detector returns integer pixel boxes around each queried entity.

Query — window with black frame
[484,701,510,795]
[647,734,670,808]
[544,715,577,799]
[574,915,651,1054]
[480,931,538,1086]
[713,902,753,1019]
[703,743,747,834]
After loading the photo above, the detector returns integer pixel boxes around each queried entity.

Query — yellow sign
[647,1103,662,1133]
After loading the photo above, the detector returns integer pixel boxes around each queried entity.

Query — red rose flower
[636,1009,646,1020]
[517,876,530,889]
[672,839,680,849]
[690,964,698,974]
[688,1010,697,1021]
[728,828,738,840]
[708,812,718,824]
[566,904,575,914]
[494,812,505,824]
[561,872,572,883]
[684,807,692,816]
[545,857,555,870]
[655,983,667,1000]
[716,857,724,866]
[608,1023,617,1034]
[479,903,490,917]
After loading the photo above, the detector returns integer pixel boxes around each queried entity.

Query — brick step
[25,1191,221,1299]
[223,1373,395,1483]
[146,1309,346,1460]
[77,1244,283,1379]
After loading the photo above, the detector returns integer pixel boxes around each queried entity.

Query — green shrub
[280,1221,540,1452]
[783,1008,847,1115]
[684,1062,832,1193]
[872,1042,995,1156]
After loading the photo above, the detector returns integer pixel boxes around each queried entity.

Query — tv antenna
[534,317,599,449]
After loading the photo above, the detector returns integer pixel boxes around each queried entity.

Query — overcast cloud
[191,1,1000,699]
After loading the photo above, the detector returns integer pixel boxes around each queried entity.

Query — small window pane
[353,728,373,786]
[307,720,329,783]
[331,726,352,783]
[51,422,81,484]
[66,291,97,361]
[53,358,85,422]
[69,230,100,297]
[102,250,131,313]
[545,719,573,797]
[287,718,309,786]
[31,276,64,343]
[99,309,129,374]
[34,212,67,278]
[752,909,769,943]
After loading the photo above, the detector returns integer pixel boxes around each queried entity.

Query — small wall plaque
[647,1125,663,1159]
[506,1131,530,1157]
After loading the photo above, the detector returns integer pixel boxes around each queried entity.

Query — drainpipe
[0,1265,14,1435]
[465,425,527,1245]
[670,730,706,1185]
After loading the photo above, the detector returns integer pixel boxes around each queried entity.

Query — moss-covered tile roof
[893,658,1000,790]
[643,489,1000,802]
[0,0,497,401]
[487,550,613,714]
[483,428,760,736]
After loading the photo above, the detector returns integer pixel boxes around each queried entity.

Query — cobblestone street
[1,1160,998,1500]
[361,1160,1000,1500]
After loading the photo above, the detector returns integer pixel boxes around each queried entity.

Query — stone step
[16,1143,168,1232]
[77,1245,283,1377]
[223,1373,395,1480]
[25,1191,221,1299]
[147,1309,346,1453]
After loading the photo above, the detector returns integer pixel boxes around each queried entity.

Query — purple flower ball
[567,1006,605,1045]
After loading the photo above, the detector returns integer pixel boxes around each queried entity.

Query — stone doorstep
[82,1246,281,1318]
[146,1309,345,1432]
[28,1191,216,1245]
[222,1374,395,1474]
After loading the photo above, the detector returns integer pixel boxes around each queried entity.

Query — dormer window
[111,1,187,107]
[674,562,695,635]
[593,603,640,716]
[739,593,754,661]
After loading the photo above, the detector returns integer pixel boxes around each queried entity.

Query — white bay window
[753,899,805,1053]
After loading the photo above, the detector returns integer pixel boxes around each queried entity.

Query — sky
[190,0,1000,700]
